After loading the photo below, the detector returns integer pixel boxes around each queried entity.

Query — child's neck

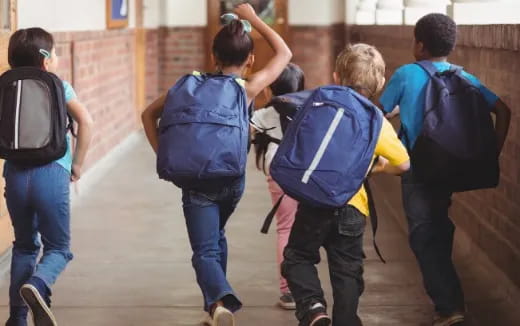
[220,66,244,78]
[422,56,448,62]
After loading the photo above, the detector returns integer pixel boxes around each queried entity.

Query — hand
[370,156,388,174]
[71,163,82,182]
[234,3,257,21]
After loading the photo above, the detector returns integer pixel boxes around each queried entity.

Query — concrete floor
[0,133,518,325]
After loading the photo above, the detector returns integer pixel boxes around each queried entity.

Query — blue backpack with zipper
[157,72,249,190]
[270,85,383,208]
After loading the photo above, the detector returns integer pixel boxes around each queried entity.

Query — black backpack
[0,67,72,166]
[410,61,499,192]
[251,90,311,171]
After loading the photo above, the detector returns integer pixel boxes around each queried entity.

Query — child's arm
[385,106,400,119]
[234,4,292,101]
[67,99,94,181]
[491,99,511,155]
[371,156,409,176]
[372,119,410,176]
[141,94,167,154]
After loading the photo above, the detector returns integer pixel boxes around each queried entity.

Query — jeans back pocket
[338,206,366,237]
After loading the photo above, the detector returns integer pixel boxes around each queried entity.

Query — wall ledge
[349,24,520,51]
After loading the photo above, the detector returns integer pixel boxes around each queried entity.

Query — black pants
[282,204,366,326]
[401,170,465,315]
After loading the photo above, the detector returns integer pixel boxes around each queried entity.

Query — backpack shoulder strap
[449,64,464,77]
[260,194,285,234]
[364,178,386,264]
[415,61,438,77]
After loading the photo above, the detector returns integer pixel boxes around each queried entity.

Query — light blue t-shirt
[54,80,77,173]
[380,62,499,149]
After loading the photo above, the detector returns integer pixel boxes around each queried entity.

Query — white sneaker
[213,306,235,326]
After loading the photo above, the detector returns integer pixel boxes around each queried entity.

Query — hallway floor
[0,133,517,325]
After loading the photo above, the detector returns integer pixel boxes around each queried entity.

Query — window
[0,0,11,30]
[220,0,276,26]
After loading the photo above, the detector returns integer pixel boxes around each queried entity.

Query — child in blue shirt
[380,13,511,326]
[4,28,94,326]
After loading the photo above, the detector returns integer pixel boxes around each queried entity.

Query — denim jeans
[401,169,465,315]
[181,177,245,313]
[3,162,73,308]
[282,204,366,326]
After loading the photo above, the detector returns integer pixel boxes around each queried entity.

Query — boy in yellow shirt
[281,44,410,326]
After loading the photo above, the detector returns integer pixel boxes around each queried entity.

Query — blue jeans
[181,177,245,313]
[401,169,464,315]
[282,204,366,326]
[3,162,73,308]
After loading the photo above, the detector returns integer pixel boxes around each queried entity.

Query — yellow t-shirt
[348,118,410,216]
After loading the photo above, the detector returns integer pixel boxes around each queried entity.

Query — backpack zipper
[14,80,22,149]
[301,103,344,184]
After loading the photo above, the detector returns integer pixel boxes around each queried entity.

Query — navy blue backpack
[410,61,499,192]
[270,86,383,208]
[157,72,249,190]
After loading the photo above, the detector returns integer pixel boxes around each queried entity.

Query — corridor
[0,133,517,326]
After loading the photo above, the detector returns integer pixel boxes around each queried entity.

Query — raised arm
[234,4,292,101]
[141,94,167,154]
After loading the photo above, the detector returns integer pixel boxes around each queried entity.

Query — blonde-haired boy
[282,43,410,326]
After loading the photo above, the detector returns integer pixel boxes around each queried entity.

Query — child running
[281,44,410,326]
[141,4,292,326]
[3,28,93,326]
[380,14,511,326]
[251,63,305,310]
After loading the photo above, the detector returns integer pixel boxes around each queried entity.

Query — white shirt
[250,106,282,176]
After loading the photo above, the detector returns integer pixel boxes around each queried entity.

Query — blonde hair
[334,43,386,100]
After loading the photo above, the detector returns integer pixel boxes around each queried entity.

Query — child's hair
[213,20,254,68]
[335,43,385,99]
[414,13,457,57]
[269,63,305,97]
[8,27,54,68]
[254,63,305,173]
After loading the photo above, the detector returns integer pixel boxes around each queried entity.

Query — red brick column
[158,27,206,94]
[290,24,346,89]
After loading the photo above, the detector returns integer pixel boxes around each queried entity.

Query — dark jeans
[282,204,366,326]
[3,162,73,309]
[181,177,245,313]
[401,170,465,315]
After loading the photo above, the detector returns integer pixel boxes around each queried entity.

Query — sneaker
[433,312,465,326]
[213,306,235,326]
[19,278,57,326]
[308,303,331,326]
[278,292,296,310]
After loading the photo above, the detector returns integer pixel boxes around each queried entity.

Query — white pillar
[355,0,377,25]
[375,0,403,25]
[404,0,450,25]
[448,0,520,24]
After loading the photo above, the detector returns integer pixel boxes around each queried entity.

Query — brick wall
[352,25,520,288]
[145,29,160,104]
[157,27,206,94]
[54,30,139,171]
[290,24,346,88]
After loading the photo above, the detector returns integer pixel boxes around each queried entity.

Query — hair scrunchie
[220,13,252,34]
